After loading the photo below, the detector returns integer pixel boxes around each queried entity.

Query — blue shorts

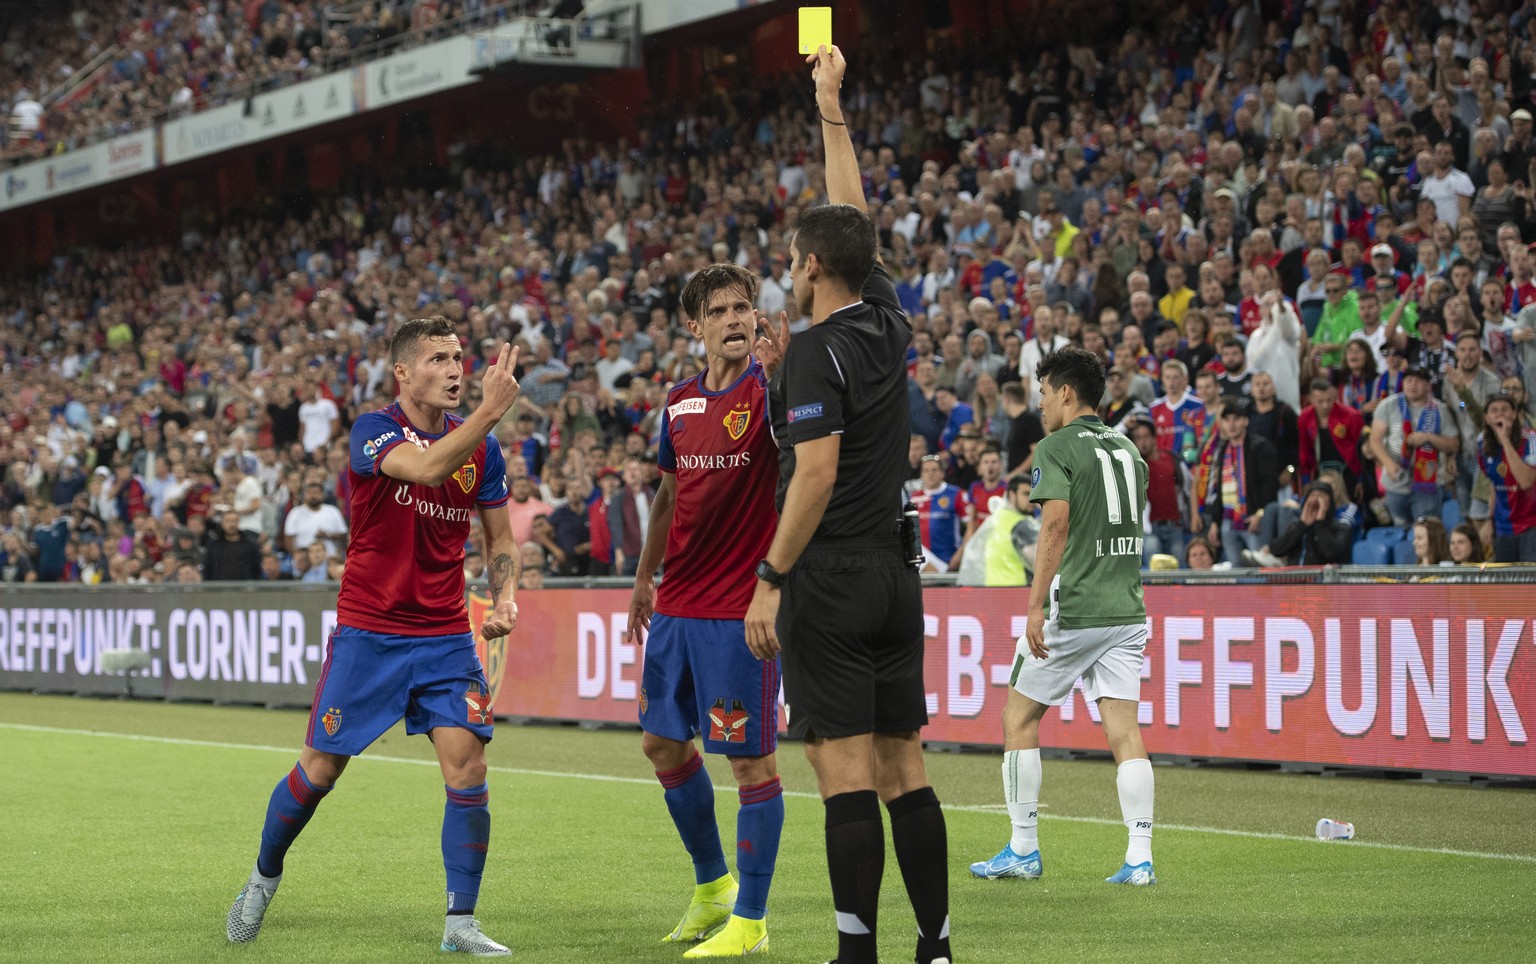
[306,624,495,757]
[640,614,780,757]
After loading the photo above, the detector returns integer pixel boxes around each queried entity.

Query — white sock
[1003,748,1042,856]
[1117,757,1154,865]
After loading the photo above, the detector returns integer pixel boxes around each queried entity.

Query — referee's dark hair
[1036,345,1107,409]
[391,315,457,363]
[794,203,876,289]
[679,262,761,323]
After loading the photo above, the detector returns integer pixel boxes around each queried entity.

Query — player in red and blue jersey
[910,454,964,568]
[227,317,523,957]
[1478,394,1536,562]
[625,263,789,957]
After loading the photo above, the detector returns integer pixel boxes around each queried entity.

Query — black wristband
[755,558,788,588]
[818,110,846,127]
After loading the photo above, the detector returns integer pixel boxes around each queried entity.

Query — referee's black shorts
[779,537,927,741]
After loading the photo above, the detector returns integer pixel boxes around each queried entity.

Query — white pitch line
[3,722,1532,865]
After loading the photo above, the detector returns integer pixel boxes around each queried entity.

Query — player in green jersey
[970,345,1158,886]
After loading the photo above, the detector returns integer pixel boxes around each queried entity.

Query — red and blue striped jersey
[339,404,508,635]
[911,483,964,561]
[1150,391,1206,458]
[1479,429,1536,536]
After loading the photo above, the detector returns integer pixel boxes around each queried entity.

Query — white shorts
[1010,610,1147,707]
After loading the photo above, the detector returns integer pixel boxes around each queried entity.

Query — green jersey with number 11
[1028,414,1147,629]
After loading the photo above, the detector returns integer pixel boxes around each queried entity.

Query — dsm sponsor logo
[361,430,397,460]
[787,403,823,423]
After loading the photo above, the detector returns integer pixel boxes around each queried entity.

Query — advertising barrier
[1,585,1530,778]
[0,128,158,213]
[359,36,478,111]
[0,585,336,703]
[2,33,480,212]
[161,72,360,167]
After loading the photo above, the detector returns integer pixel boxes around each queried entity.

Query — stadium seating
[1,0,533,163]
[1365,527,1407,549]
[1351,542,1393,567]
[1,0,1529,585]
[1441,500,1462,531]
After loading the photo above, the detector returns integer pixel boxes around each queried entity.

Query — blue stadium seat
[1365,527,1406,547]
[1351,541,1392,566]
[1392,540,1418,566]
[1441,499,1462,530]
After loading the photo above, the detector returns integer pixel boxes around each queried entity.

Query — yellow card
[798,7,832,56]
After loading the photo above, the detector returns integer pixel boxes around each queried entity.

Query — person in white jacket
[1018,310,1071,407]
[1246,289,1303,411]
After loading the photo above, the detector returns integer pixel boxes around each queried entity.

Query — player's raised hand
[481,599,518,639]
[481,343,522,418]
[807,44,846,100]
[624,577,655,645]
[753,310,791,377]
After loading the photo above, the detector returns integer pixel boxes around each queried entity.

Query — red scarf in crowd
[1398,395,1440,494]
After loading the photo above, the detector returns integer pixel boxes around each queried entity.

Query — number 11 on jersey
[1093,446,1143,558]
[1093,448,1140,525]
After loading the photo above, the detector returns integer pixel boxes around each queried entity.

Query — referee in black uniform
[744,45,951,964]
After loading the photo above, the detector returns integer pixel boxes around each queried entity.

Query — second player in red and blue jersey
[625,262,790,957]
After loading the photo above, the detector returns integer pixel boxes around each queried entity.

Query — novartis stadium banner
[0,585,1530,777]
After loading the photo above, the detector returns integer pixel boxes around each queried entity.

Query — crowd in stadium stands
[4,0,1536,589]
[0,0,530,165]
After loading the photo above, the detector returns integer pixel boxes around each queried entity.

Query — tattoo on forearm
[489,552,515,603]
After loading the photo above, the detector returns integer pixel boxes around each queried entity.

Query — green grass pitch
[1,691,1532,963]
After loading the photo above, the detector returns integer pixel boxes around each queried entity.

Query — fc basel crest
[453,461,477,494]
[723,404,751,441]
[321,707,342,736]
[463,687,493,725]
[708,697,749,743]
[468,590,509,711]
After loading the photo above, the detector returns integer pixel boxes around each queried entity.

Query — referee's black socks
[823,790,884,964]
[888,786,952,964]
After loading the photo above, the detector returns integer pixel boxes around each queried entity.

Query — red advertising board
[476,586,1535,778]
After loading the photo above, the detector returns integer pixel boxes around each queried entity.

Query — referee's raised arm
[808,45,867,216]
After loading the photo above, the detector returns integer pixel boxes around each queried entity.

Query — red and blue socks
[443,783,491,915]
[733,776,784,920]
[256,763,331,879]
[656,752,728,885]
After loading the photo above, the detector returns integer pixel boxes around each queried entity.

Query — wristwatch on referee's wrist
[755,559,788,588]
